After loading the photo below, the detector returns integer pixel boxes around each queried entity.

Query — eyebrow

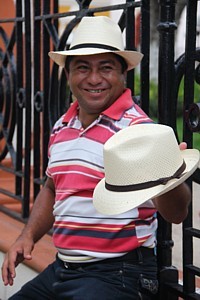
[72,59,117,66]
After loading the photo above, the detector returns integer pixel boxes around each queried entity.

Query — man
[2,16,191,299]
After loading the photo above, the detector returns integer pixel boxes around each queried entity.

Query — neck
[78,111,99,129]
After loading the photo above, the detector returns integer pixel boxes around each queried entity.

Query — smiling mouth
[86,89,106,93]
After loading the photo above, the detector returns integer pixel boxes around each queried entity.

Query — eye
[101,65,113,72]
[78,65,88,70]
[74,64,90,73]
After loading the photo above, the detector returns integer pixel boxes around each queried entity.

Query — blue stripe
[54,227,136,239]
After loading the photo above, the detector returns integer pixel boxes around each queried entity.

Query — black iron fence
[0,0,200,298]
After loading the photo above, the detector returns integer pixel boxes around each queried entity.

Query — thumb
[23,245,33,260]
[179,142,187,151]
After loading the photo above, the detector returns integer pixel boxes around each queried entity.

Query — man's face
[66,53,127,116]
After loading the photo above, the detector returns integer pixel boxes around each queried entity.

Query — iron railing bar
[5,26,16,52]
[0,206,26,222]
[43,19,59,48]
[0,164,24,177]
[192,168,200,184]
[157,0,177,127]
[0,188,23,201]
[42,0,51,183]
[183,0,198,147]
[33,177,46,186]
[2,27,16,67]
[0,129,16,165]
[0,165,14,174]
[140,0,150,115]
[185,227,200,238]
[164,282,200,300]
[163,282,184,297]
[33,0,42,199]
[0,17,24,23]
[15,0,24,197]
[22,0,32,218]
[185,264,200,276]
[126,0,136,94]
[34,2,142,21]
[186,293,200,300]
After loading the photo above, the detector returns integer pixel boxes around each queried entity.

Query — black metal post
[157,1,178,299]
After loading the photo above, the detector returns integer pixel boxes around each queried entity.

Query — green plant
[133,75,200,149]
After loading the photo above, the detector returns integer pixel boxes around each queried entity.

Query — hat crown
[48,16,144,70]
[104,124,183,186]
[70,16,124,51]
[93,123,199,215]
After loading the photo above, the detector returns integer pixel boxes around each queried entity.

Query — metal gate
[0,0,199,298]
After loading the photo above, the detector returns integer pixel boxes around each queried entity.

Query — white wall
[175,4,200,60]
[0,252,38,300]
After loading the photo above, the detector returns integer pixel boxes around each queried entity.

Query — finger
[1,262,9,285]
[5,250,24,283]
[1,259,14,286]
[7,258,17,283]
[179,142,187,151]
[7,271,14,286]
[23,244,33,260]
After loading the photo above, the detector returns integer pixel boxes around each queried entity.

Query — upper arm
[44,177,55,196]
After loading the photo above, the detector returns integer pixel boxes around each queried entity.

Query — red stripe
[138,208,157,219]
[54,234,139,253]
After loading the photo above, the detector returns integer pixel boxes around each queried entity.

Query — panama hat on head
[48,16,143,71]
[93,124,200,215]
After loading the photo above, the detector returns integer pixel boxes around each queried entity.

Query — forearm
[19,178,55,243]
[153,182,191,224]
[2,178,55,286]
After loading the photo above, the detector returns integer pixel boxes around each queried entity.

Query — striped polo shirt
[46,88,157,262]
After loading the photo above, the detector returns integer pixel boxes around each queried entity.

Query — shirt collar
[62,88,134,123]
[101,89,134,120]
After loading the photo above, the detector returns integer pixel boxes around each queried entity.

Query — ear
[123,70,127,77]
[122,71,127,85]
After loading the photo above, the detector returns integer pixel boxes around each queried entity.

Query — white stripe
[54,196,140,223]
[50,170,101,179]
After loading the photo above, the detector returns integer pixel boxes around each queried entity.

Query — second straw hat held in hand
[93,124,200,215]
[48,16,143,70]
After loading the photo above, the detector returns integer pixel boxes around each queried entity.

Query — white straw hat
[48,16,143,71]
[93,124,200,215]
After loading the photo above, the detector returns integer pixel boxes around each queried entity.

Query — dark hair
[112,53,128,73]
[65,56,73,72]
[65,53,128,73]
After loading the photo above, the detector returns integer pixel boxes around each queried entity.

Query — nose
[87,68,103,85]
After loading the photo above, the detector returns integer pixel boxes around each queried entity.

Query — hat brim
[93,149,200,215]
[48,49,143,71]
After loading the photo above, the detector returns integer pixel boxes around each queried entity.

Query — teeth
[87,89,104,93]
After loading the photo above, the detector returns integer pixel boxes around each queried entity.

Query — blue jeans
[9,252,158,300]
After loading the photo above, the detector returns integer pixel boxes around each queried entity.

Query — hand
[1,236,34,286]
[153,142,191,224]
